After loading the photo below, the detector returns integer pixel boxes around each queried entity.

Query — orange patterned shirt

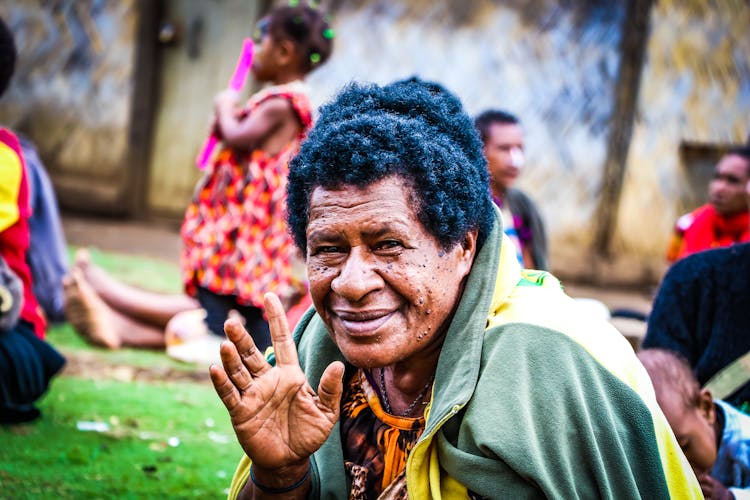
[340,369,426,499]
[181,82,312,309]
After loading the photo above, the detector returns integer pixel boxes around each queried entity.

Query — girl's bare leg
[73,249,199,329]
[63,269,167,349]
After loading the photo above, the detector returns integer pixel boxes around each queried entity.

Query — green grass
[0,247,244,498]
[0,377,240,498]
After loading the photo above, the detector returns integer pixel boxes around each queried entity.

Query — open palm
[210,292,344,469]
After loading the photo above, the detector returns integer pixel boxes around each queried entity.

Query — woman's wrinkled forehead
[306,177,420,231]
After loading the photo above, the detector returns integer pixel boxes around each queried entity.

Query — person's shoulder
[505,188,542,215]
[252,82,312,127]
[674,204,713,233]
[659,244,750,300]
[671,243,749,273]
[506,187,534,203]
[0,128,23,159]
[0,129,24,176]
[714,399,750,452]
[254,81,310,104]
[486,274,634,374]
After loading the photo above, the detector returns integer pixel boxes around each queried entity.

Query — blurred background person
[0,16,65,424]
[667,147,750,264]
[639,348,750,500]
[474,109,548,270]
[21,133,68,324]
[643,173,750,409]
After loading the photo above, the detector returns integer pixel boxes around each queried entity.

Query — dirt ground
[61,212,653,347]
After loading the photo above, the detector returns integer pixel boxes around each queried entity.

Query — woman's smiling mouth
[333,310,395,336]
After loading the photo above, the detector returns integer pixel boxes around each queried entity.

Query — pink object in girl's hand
[196,38,255,169]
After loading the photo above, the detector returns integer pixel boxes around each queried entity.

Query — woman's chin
[334,339,394,369]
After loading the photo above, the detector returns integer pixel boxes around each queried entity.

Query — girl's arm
[213,90,296,152]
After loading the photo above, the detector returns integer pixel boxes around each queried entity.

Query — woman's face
[306,176,477,369]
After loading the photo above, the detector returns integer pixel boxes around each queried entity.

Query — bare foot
[63,269,122,349]
[73,248,97,284]
[74,247,91,268]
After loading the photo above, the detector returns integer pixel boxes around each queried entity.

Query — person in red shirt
[0,18,65,424]
[667,147,750,263]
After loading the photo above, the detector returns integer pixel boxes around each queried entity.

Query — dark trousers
[0,320,65,424]
[196,287,271,351]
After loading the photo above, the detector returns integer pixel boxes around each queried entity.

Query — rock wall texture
[614,1,749,280]
[0,1,138,212]
[1,0,747,284]
[308,0,748,283]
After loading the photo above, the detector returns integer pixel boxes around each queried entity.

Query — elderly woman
[210,79,700,499]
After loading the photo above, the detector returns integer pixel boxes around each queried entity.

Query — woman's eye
[376,240,402,251]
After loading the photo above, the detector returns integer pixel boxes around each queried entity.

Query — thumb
[317,361,345,417]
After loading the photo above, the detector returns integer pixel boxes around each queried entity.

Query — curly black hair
[287,77,495,253]
[0,17,16,98]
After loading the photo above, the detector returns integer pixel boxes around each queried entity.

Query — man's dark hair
[287,77,495,253]
[0,17,16,98]
[473,109,520,144]
[267,3,333,75]
[727,146,750,176]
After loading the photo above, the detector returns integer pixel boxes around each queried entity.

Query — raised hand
[697,473,733,500]
[209,292,345,472]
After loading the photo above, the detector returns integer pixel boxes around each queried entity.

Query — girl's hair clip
[323,28,335,39]
[310,52,321,64]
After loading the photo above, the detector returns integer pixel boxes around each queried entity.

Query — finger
[224,318,270,377]
[209,363,242,413]
[264,292,299,367]
[317,361,345,417]
[218,337,254,392]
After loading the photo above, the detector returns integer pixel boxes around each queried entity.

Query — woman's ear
[697,388,716,425]
[462,229,478,254]
[455,229,478,279]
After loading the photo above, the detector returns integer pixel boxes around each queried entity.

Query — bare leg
[63,269,167,349]
[74,249,198,329]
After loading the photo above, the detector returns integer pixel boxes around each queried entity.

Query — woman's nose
[330,249,383,301]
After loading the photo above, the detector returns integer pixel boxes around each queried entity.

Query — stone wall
[2,0,747,285]
[0,0,139,213]
[309,0,626,280]
[307,0,749,284]
[613,0,750,281]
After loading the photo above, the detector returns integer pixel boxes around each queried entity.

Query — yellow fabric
[0,141,22,233]
[485,262,700,499]
[407,235,700,499]
[228,454,252,500]
[405,236,521,500]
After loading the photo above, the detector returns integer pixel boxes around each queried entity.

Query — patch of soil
[61,350,211,384]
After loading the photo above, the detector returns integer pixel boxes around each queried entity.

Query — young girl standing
[181,3,334,351]
[62,4,333,357]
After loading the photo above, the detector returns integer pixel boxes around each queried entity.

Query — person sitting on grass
[0,16,65,424]
[638,348,750,500]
